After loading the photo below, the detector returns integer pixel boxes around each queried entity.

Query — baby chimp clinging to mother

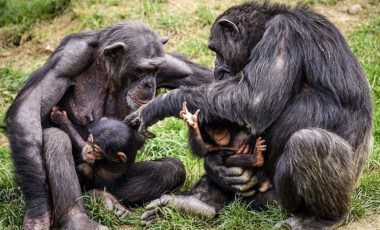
[50,106,143,191]
[51,106,185,217]
[179,102,271,192]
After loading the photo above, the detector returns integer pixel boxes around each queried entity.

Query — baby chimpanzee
[50,106,144,189]
[50,106,145,217]
[179,102,271,192]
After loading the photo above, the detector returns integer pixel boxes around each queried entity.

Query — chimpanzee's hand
[237,134,255,154]
[88,189,130,218]
[124,106,156,138]
[50,106,69,125]
[205,153,257,196]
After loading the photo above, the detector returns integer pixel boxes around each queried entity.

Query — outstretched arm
[179,102,211,156]
[126,15,300,137]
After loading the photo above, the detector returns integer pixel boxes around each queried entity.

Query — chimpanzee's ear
[160,36,169,45]
[103,42,127,60]
[217,19,239,37]
[116,152,127,162]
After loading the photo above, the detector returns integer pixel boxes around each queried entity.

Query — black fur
[130,1,372,228]
[88,118,141,161]
[5,21,212,229]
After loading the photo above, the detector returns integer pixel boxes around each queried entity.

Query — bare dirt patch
[312,0,377,35]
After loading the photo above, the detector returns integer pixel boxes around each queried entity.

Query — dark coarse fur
[188,119,246,157]
[130,1,372,229]
[84,118,186,206]
[88,118,139,161]
[5,20,212,229]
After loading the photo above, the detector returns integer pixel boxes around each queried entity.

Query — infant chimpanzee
[50,106,145,217]
[179,102,271,192]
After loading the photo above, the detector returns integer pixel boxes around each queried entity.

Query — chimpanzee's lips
[132,97,151,106]
[217,133,228,142]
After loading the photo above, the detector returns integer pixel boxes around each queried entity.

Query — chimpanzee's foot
[274,215,344,230]
[62,214,109,230]
[141,194,216,226]
[88,189,130,218]
[23,213,51,230]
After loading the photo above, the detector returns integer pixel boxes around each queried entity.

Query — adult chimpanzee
[5,21,213,229]
[127,2,373,229]
[50,108,185,217]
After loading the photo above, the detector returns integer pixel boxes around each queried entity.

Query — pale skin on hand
[179,102,255,153]
[179,102,200,129]
[180,102,271,192]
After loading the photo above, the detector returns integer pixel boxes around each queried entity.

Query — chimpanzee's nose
[86,114,94,124]
[145,81,154,88]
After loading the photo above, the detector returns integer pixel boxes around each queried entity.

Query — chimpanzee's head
[208,2,287,80]
[102,21,169,111]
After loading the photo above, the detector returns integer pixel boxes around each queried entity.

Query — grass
[0,0,379,229]
[346,15,380,221]
[0,0,71,46]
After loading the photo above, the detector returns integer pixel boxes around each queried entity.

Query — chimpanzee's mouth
[217,133,228,142]
[132,97,150,106]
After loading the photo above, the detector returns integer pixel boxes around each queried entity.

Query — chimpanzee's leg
[43,128,108,230]
[140,174,234,225]
[113,157,186,205]
[274,128,356,230]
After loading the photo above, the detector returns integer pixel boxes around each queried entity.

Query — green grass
[0,0,380,229]
[347,15,380,222]
[0,0,71,46]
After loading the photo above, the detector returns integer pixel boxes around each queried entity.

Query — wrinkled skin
[128,2,372,229]
[5,21,213,229]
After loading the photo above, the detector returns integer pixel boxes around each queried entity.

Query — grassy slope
[0,0,379,229]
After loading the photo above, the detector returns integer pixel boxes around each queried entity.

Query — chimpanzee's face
[205,127,231,147]
[81,134,104,163]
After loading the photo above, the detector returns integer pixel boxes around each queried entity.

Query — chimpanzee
[50,107,185,217]
[180,102,271,193]
[179,102,266,168]
[127,2,373,229]
[5,21,213,229]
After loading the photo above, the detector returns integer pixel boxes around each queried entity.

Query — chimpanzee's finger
[141,209,156,220]
[103,197,114,210]
[179,110,185,118]
[194,109,201,117]
[141,208,163,226]
[139,128,156,139]
[113,203,130,218]
[226,169,253,184]
[231,175,258,192]
[124,111,140,128]
[257,139,265,145]
[182,102,188,113]
[141,212,158,226]
[222,166,244,177]
[240,189,256,197]
[145,195,171,210]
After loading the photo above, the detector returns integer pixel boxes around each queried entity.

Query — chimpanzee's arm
[5,37,95,216]
[226,136,266,168]
[126,16,300,137]
[51,107,87,149]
